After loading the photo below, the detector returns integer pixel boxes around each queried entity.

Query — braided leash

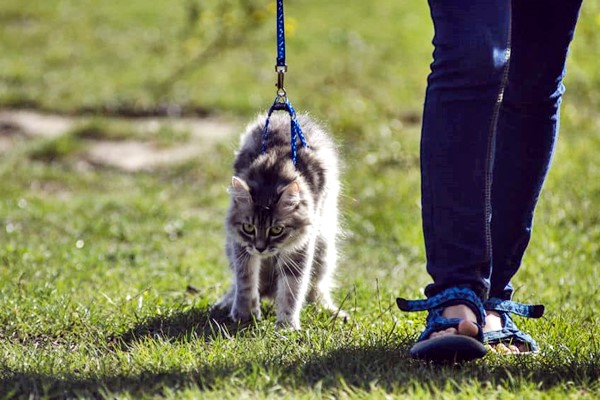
[261,0,308,166]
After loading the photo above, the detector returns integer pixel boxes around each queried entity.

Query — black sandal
[397,287,487,362]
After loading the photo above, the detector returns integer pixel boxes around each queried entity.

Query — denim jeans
[421,0,583,300]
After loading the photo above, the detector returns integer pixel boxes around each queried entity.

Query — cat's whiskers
[276,254,302,302]
[233,248,250,266]
[278,253,304,279]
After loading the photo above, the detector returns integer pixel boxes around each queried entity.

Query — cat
[213,112,344,330]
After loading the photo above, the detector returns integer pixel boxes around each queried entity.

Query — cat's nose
[255,244,268,253]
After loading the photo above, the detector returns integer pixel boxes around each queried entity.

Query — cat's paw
[230,303,262,323]
[212,291,234,311]
[275,317,301,331]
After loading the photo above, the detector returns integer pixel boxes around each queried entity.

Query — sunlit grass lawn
[1,0,599,398]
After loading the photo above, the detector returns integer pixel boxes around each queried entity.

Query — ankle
[483,310,503,332]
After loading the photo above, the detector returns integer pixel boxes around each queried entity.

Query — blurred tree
[159,0,271,89]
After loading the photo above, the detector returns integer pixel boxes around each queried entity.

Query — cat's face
[227,176,312,257]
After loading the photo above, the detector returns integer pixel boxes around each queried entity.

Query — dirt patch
[0,110,74,138]
[86,140,206,172]
[0,109,240,170]
[136,117,237,143]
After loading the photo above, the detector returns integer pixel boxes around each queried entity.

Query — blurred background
[0,0,435,117]
[1,0,598,147]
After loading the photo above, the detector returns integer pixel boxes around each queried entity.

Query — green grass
[1,0,600,398]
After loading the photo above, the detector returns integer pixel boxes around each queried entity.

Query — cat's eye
[269,225,285,237]
[242,223,255,235]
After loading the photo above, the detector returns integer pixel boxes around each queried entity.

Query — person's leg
[489,0,583,301]
[406,1,511,356]
[483,0,583,354]
[421,0,510,300]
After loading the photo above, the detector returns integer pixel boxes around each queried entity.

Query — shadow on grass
[109,304,253,349]
[2,307,598,397]
[296,345,600,392]
[0,367,236,398]
[2,342,598,397]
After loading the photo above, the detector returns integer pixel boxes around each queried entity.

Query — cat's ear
[230,176,251,204]
[278,181,301,209]
[232,176,250,192]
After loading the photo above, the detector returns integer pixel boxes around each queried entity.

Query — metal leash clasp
[262,62,308,165]
[273,64,288,110]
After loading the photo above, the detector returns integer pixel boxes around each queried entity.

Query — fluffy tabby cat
[214,113,343,329]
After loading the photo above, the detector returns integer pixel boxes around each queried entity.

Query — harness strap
[262,97,308,166]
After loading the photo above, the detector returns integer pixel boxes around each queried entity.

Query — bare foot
[428,304,480,340]
[484,311,522,354]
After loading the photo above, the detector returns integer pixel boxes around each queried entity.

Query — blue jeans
[421,0,583,300]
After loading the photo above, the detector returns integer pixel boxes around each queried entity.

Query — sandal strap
[418,307,484,343]
[483,313,539,352]
[397,287,486,325]
[484,298,544,318]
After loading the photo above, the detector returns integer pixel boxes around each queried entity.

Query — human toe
[508,344,520,353]
[457,318,480,338]
[429,327,457,339]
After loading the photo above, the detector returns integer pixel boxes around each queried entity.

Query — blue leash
[261,0,308,166]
